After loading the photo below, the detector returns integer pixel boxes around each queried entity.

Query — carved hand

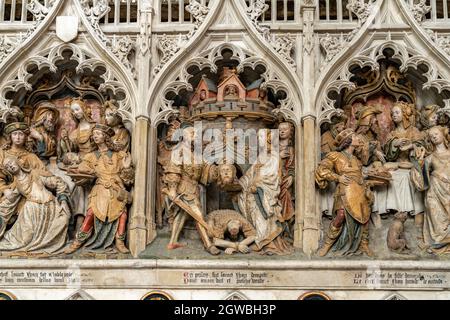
[238,243,250,254]
[122,153,132,168]
[225,248,236,255]
[29,128,43,141]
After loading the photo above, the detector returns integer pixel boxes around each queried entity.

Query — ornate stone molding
[318,41,450,125]
[139,0,153,56]
[272,35,296,68]
[302,1,316,55]
[245,1,296,69]
[153,0,210,75]
[319,1,374,66]
[347,0,374,25]
[153,43,298,125]
[79,0,136,78]
[0,0,56,66]
[0,43,133,122]
[409,0,431,23]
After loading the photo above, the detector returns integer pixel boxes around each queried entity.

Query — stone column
[127,0,155,257]
[293,124,304,249]
[301,115,320,256]
[128,116,151,257]
[146,124,158,245]
[300,1,320,256]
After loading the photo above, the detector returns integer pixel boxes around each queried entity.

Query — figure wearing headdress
[64,124,134,254]
[29,101,60,158]
[316,129,374,257]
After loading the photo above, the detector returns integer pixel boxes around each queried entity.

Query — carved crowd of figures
[0,98,134,257]
[318,101,450,256]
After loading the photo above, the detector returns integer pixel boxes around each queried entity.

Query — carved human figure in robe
[419,105,440,131]
[355,105,386,166]
[64,124,134,254]
[0,156,70,256]
[162,123,221,255]
[316,129,374,257]
[0,122,50,199]
[237,129,293,255]
[206,210,256,255]
[278,122,295,240]
[104,101,131,152]
[67,98,97,233]
[411,126,450,254]
[320,116,348,219]
[382,102,425,237]
[156,118,181,228]
[321,117,347,156]
[57,128,76,161]
[29,102,59,158]
[68,98,97,158]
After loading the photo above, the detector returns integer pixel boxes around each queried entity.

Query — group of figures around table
[317,101,450,257]
[0,98,134,257]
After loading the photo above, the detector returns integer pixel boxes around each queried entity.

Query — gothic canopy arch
[147,0,303,126]
[317,41,450,126]
[150,42,301,126]
[315,0,450,125]
[0,43,134,123]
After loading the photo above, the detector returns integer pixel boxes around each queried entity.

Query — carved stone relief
[0,44,135,258]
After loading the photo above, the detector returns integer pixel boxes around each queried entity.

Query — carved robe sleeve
[40,175,71,202]
[411,156,431,192]
[315,152,339,189]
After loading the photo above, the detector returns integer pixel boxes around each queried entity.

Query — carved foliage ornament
[320,1,374,65]
[246,1,296,69]
[153,0,210,75]
[0,0,56,66]
[346,0,374,25]
[79,0,136,78]
[409,0,431,23]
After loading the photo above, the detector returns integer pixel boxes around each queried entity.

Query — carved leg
[196,223,220,255]
[167,211,188,250]
[115,212,130,254]
[415,213,424,242]
[64,209,95,254]
[358,222,373,257]
[317,209,345,257]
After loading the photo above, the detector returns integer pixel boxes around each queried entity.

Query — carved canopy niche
[319,43,450,137]
[0,43,133,124]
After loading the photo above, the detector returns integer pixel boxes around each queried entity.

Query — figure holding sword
[162,123,220,255]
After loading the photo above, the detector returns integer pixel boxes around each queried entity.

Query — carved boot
[64,240,83,254]
[116,235,130,254]
[317,224,342,257]
[64,230,90,254]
